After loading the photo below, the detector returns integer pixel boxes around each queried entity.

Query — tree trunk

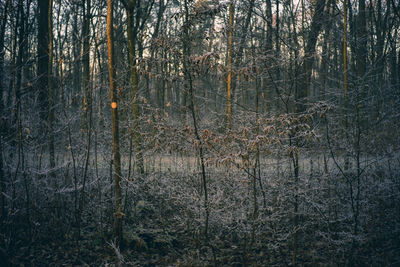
[183,0,209,241]
[37,0,50,125]
[343,0,348,132]
[107,0,123,246]
[125,1,144,174]
[78,0,91,239]
[226,2,233,129]
[37,0,55,171]
[72,3,81,108]
[48,0,55,173]
[82,0,91,125]
[274,0,281,113]
[0,0,10,223]
[296,0,326,112]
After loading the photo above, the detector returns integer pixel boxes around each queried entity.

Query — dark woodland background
[0,0,400,266]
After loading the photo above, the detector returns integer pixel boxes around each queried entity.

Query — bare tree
[107,0,123,246]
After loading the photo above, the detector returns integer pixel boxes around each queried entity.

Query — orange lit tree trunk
[107,0,123,246]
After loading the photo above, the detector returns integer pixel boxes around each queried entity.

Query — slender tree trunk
[15,0,31,236]
[321,0,333,100]
[357,0,366,82]
[147,0,165,102]
[389,37,398,91]
[263,0,272,113]
[250,61,260,246]
[82,0,91,125]
[237,0,254,63]
[37,0,54,171]
[297,0,326,112]
[125,2,144,174]
[226,2,233,129]
[48,0,55,173]
[290,139,299,266]
[72,3,81,108]
[301,0,310,109]
[15,0,25,126]
[375,0,386,118]
[107,0,123,246]
[0,0,10,223]
[77,0,91,239]
[183,0,209,241]
[275,0,281,113]
[343,0,350,171]
[343,0,348,124]
[37,0,50,128]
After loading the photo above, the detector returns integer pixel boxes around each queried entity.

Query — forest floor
[2,152,400,266]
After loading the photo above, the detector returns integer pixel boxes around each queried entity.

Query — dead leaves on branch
[141,102,331,170]
[189,52,220,75]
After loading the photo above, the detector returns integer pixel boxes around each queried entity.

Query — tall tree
[107,0,123,246]
[37,0,55,170]
[275,0,281,112]
[226,1,233,129]
[82,0,91,121]
[182,0,209,241]
[0,0,10,223]
[356,0,366,82]
[121,0,145,174]
[48,0,55,172]
[15,0,27,126]
[77,0,92,239]
[264,0,273,112]
[343,0,348,132]
[72,2,81,107]
[37,0,50,124]
[296,0,326,111]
